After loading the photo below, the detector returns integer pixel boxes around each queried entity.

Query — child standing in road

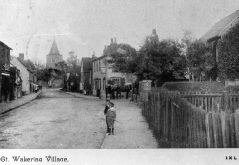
[106,102,116,135]
[104,99,111,133]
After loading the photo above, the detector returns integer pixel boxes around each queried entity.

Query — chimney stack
[114,37,116,43]
[152,29,157,35]
[111,38,113,44]
[19,53,24,61]
[92,51,96,59]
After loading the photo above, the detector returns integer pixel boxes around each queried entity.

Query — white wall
[11,57,30,94]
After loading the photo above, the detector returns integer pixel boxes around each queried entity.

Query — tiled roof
[201,10,239,42]
[92,55,107,62]
[0,41,12,50]
[17,58,35,73]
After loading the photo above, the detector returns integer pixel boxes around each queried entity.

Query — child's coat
[106,107,116,127]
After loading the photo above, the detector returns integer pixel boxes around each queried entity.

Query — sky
[0,0,239,64]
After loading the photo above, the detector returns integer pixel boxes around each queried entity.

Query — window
[94,79,101,90]
[111,78,121,86]
[103,78,106,90]
[98,60,100,71]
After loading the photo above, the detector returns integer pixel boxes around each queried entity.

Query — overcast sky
[1,0,239,64]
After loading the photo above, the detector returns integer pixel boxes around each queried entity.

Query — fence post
[205,113,211,148]
[235,109,239,148]
[222,91,229,112]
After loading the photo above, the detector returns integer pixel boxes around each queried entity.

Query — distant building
[79,57,92,94]
[46,39,63,69]
[9,64,22,100]
[46,39,63,88]
[11,54,37,95]
[92,38,136,98]
[0,41,12,102]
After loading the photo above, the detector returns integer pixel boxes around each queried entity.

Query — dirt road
[0,88,158,149]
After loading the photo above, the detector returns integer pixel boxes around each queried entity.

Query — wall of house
[92,56,135,97]
[0,44,11,102]
[11,57,30,94]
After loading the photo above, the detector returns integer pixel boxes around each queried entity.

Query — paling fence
[136,89,239,148]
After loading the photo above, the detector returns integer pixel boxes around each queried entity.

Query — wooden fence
[136,90,239,148]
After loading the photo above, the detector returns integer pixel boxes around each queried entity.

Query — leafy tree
[181,30,195,51]
[106,43,138,73]
[67,51,78,69]
[218,22,239,80]
[186,40,214,81]
[36,68,51,82]
[137,37,187,86]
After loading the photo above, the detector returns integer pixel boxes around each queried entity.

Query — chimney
[114,37,116,43]
[92,51,96,59]
[19,53,24,61]
[111,38,113,44]
[152,29,157,35]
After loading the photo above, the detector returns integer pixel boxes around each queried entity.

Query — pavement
[65,91,158,149]
[0,90,42,114]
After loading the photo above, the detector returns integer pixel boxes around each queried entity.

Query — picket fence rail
[134,90,239,148]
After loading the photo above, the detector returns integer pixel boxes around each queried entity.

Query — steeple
[49,39,60,55]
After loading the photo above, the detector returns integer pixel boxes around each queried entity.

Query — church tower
[46,39,63,68]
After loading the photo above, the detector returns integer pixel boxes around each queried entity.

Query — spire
[49,39,60,55]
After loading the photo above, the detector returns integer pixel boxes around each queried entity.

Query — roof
[201,10,239,42]
[82,57,92,71]
[0,41,12,50]
[49,39,60,55]
[92,55,107,62]
[16,57,35,74]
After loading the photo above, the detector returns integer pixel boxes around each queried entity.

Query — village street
[0,88,158,149]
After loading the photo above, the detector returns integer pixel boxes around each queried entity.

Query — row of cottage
[62,39,136,99]
[0,41,38,103]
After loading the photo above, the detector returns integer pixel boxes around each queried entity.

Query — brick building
[0,41,12,102]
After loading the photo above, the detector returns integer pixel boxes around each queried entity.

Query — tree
[107,43,138,73]
[36,68,52,82]
[181,30,195,51]
[137,37,187,86]
[186,40,214,81]
[218,22,239,80]
[67,51,78,70]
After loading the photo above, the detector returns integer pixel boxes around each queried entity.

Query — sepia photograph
[0,0,239,164]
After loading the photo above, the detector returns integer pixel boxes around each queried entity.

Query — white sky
[0,0,239,64]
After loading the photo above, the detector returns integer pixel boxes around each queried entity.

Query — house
[9,64,22,100]
[201,10,239,73]
[79,57,92,94]
[64,61,81,92]
[0,41,12,102]
[92,38,136,98]
[11,54,37,95]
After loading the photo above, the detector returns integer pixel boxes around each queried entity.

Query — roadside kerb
[0,91,42,114]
